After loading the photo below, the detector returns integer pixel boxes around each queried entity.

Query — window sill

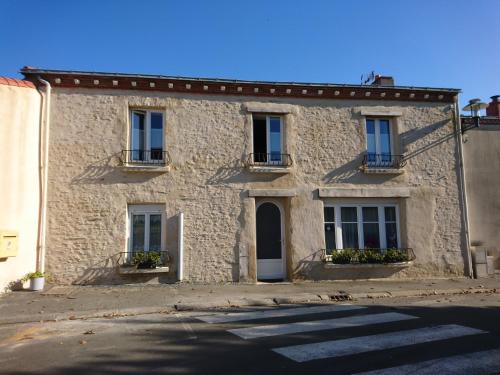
[118,266,170,275]
[323,261,413,269]
[247,165,292,174]
[120,164,171,173]
[360,167,405,175]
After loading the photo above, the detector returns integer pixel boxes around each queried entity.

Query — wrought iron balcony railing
[321,248,415,264]
[121,150,171,166]
[246,153,293,167]
[362,153,406,169]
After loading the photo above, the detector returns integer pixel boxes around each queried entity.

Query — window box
[321,248,415,267]
[118,250,171,275]
[246,153,293,173]
[120,149,171,172]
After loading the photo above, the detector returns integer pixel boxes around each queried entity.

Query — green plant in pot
[132,251,162,269]
[22,271,46,291]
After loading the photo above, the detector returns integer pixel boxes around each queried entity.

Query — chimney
[372,75,394,86]
[486,95,500,117]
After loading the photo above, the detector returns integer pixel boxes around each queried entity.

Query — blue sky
[1,0,498,109]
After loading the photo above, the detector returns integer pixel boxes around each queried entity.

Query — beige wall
[463,125,500,268]
[0,84,41,292]
[44,88,466,284]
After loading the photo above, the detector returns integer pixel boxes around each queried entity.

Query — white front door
[256,201,285,280]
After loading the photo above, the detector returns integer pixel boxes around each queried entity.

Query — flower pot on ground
[22,272,45,291]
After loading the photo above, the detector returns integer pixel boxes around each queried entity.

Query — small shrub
[132,251,162,268]
[358,250,385,264]
[21,271,45,282]
[384,249,409,263]
[132,251,147,266]
[329,249,356,264]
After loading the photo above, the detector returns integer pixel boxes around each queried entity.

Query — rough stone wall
[45,88,465,284]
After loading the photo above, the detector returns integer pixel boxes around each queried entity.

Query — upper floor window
[365,118,392,166]
[129,110,165,163]
[251,115,290,166]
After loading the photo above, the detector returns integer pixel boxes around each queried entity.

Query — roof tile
[0,76,35,89]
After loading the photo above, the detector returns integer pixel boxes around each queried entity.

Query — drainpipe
[36,77,51,273]
[454,96,473,277]
[177,212,184,281]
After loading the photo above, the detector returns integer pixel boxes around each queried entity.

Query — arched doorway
[256,201,285,280]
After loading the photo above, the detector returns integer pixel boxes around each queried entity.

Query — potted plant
[22,271,46,291]
[132,251,162,269]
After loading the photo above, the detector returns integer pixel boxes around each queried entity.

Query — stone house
[2,67,470,286]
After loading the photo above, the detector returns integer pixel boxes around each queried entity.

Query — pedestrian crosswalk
[196,303,500,373]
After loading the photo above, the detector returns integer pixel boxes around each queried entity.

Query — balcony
[361,153,406,174]
[117,251,171,275]
[246,153,293,173]
[120,150,171,172]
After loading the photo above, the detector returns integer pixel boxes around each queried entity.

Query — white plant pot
[29,277,45,291]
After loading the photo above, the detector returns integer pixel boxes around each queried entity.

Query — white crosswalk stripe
[197,304,366,324]
[355,348,500,375]
[228,312,417,339]
[272,324,486,362]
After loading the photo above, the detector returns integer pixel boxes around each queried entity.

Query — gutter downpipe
[177,212,184,281]
[36,77,51,273]
[454,95,473,278]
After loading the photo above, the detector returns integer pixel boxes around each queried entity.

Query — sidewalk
[0,277,498,325]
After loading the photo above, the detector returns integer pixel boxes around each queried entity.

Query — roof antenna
[360,71,375,85]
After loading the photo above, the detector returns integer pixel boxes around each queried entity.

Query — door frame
[255,199,286,280]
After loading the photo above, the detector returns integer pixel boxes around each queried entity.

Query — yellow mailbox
[0,231,19,258]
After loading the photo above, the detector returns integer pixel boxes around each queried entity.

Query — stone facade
[32,75,467,285]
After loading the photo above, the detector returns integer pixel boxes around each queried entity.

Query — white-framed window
[129,110,165,162]
[252,114,284,164]
[127,205,166,253]
[365,118,392,165]
[323,204,400,250]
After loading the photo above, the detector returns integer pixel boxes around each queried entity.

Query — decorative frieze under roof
[21,67,460,103]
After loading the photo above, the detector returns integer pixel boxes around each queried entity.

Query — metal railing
[246,153,293,167]
[362,153,406,169]
[121,150,171,166]
[321,248,415,264]
[118,251,171,269]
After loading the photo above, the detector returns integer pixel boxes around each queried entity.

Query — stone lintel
[359,109,403,117]
[248,189,296,197]
[318,187,410,198]
[243,102,296,114]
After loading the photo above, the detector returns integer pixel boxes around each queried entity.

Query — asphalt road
[0,293,499,374]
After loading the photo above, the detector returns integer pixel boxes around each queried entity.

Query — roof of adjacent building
[20,67,461,103]
[0,76,36,89]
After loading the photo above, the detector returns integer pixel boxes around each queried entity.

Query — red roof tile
[0,76,35,89]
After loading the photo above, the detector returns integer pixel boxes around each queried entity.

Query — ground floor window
[128,205,165,253]
[323,204,400,250]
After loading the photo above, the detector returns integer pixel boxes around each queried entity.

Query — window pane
[149,214,162,252]
[150,113,163,160]
[363,223,380,249]
[253,117,267,160]
[132,112,145,160]
[366,119,376,156]
[341,207,357,222]
[379,120,391,156]
[342,223,359,248]
[131,214,145,251]
[362,207,378,222]
[386,222,398,248]
[269,117,282,161]
[385,207,396,222]
[324,223,336,250]
[324,207,335,223]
